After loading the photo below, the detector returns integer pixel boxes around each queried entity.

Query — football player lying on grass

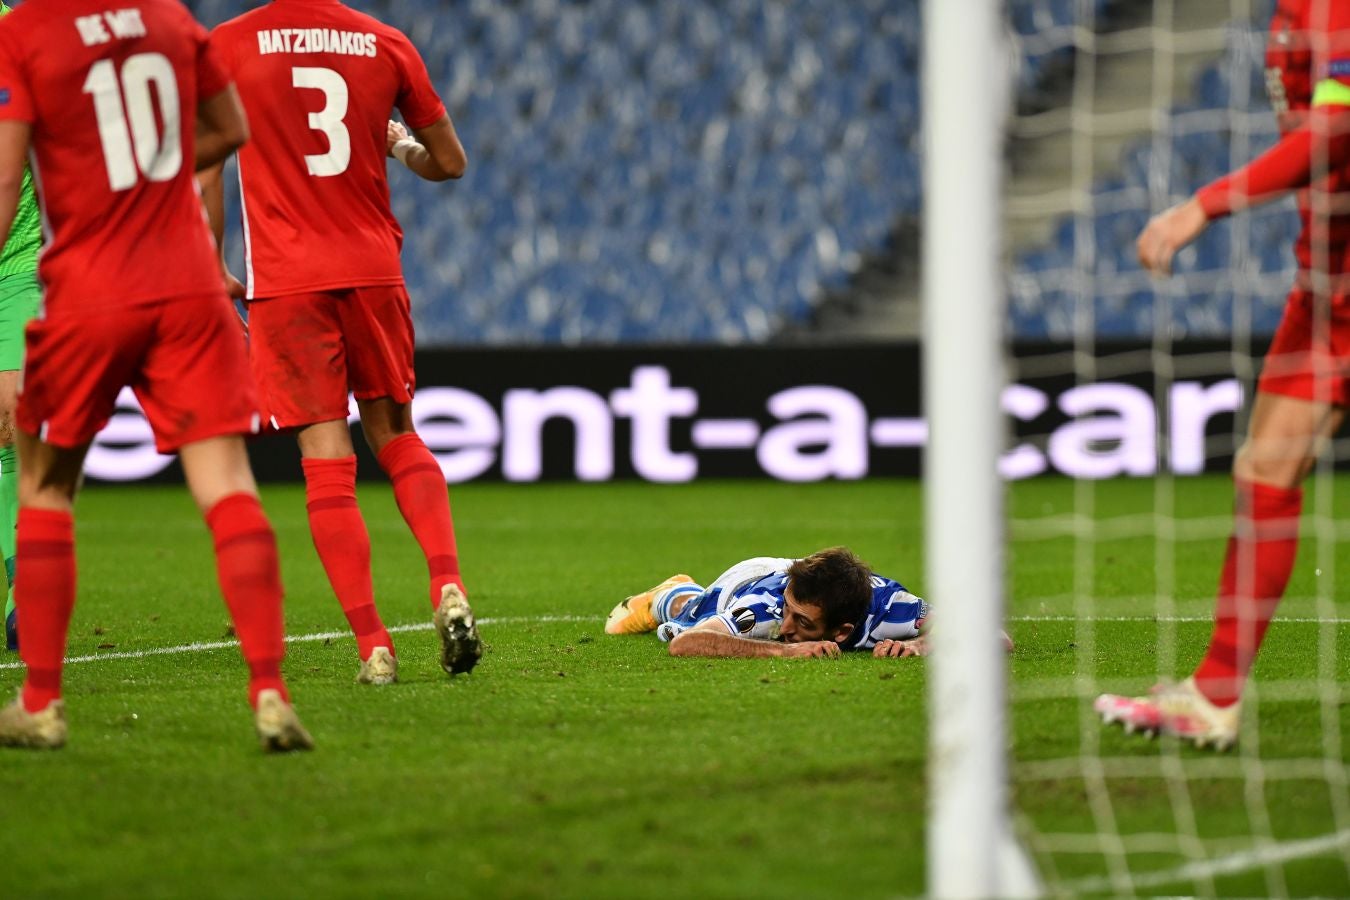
[606,546,988,659]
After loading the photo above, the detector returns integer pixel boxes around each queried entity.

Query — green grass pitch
[0,476,1346,897]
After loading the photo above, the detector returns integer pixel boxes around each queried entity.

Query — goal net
[927,0,1350,895]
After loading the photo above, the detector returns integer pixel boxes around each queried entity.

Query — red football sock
[16,508,75,713]
[302,456,392,661]
[1193,480,1302,707]
[206,493,289,708]
[377,434,464,609]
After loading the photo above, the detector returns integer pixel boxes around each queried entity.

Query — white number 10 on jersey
[84,53,182,192]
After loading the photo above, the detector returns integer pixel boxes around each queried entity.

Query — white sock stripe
[654,584,702,623]
[652,591,674,623]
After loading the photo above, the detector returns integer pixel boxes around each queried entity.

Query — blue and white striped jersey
[655,558,928,650]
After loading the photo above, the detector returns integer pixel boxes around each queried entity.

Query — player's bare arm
[198,162,226,248]
[668,621,841,659]
[388,115,467,182]
[195,85,248,173]
[1139,100,1350,277]
[196,162,245,300]
[1136,197,1209,276]
[0,121,31,249]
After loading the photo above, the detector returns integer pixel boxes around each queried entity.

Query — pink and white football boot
[1095,678,1240,751]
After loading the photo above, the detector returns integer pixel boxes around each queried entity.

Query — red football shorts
[246,285,416,430]
[1258,289,1350,407]
[18,293,261,453]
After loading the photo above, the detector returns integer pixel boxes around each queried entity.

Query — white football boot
[254,689,314,753]
[0,695,66,749]
[1095,678,1241,750]
[355,646,398,685]
[434,584,482,675]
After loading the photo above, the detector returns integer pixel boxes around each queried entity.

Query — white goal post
[922,0,1039,896]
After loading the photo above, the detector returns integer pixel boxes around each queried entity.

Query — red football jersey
[0,0,228,315]
[1198,0,1350,280]
[1266,0,1350,279]
[209,0,447,300]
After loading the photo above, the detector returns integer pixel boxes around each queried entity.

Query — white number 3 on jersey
[291,66,350,177]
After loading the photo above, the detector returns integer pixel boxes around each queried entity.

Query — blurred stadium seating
[189,0,918,344]
[187,1,1291,343]
[1009,4,1297,340]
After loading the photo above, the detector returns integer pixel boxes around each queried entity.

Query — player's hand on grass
[873,637,928,658]
[1136,197,1208,276]
[387,120,410,156]
[780,640,840,659]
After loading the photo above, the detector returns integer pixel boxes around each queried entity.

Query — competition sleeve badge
[730,607,756,634]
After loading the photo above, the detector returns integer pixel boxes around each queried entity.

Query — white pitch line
[1065,828,1350,894]
[0,612,1346,672]
[1010,614,1350,624]
[0,615,595,671]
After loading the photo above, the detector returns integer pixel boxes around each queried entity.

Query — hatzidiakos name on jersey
[257,28,377,58]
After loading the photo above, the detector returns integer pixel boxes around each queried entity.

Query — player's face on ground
[778,590,831,643]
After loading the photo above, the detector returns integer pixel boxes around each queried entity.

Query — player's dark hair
[786,547,872,633]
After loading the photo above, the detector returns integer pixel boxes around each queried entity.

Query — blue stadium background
[187,0,1289,346]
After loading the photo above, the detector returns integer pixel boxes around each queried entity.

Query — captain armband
[1311,77,1350,108]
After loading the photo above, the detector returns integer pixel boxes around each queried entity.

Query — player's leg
[0,370,19,651]
[359,396,467,602]
[0,429,85,748]
[1185,297,1347,715]
[0,270,40,651]
[345,284,478,673]
[178,437,312,751]
[139,294,311,751]
[295,418,395,684]
[249,291,395,678]
[604,574,701,635]
[619,559,794,638]
[1098,296,1347,747]
[359,398,462,609]
[360,397,480,675]
[0,306,139,749]
[1100,391,1340,748]
[342,284,466,607]
[1190,390,1341,702]
[652,579,703,623]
